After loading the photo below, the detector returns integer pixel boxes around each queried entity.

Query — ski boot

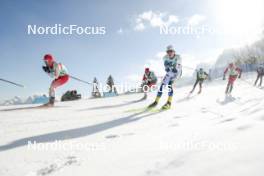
[43,97,55,107]
[148,96,160,108]
[162,101,171,110]
[161,96,172,110]
[148,101,158,108]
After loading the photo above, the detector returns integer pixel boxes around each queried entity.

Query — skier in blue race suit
[148,45,182,110]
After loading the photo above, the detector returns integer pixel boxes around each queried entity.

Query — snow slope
[0,75,264,176]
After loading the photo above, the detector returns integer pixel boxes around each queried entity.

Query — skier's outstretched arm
[223,68,228,80]
[204,72,209,79]
[238,68,242,78]
[177,55,182,70]
[176,55,183,77]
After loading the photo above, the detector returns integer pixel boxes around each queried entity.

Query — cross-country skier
[254,64,264,87]
[223,63,242,95]
[148,45,182,110]
[92,77,101,98]
[42,54,69,106]
[190,68,208,94]
[141,68,158,99]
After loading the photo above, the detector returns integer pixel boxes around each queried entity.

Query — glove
[165,67,170,72]
[238,74,241,79]
[141,80,147,86]
[223,75,226,80]
[164,60,170,67]
[172,67,178,73]
[42,66,51,73]
[148,78,153,83]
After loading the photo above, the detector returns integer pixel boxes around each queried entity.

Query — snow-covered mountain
[1,94,49,106]
[0,73,263,176]
[1,96,24,106]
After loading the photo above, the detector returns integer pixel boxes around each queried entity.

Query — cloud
[133,11,209,34]
[134,11,179,31]
[134,22,145,31]
[188,14,206,26]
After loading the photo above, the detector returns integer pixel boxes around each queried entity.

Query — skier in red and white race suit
[223,63,242,95]
[42,54,69,106]
[141,68,158,99]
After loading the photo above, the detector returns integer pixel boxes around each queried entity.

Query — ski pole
[69,75,93,85]
[0,78,25,88]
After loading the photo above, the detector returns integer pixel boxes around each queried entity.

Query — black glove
[165,67,170,72]
[172,67,178,73]
[42,66,51,73]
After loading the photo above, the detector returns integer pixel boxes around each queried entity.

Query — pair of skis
[125,103,172,114]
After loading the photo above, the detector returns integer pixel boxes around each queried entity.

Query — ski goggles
[166,50,175,53]
[44,60,53,65]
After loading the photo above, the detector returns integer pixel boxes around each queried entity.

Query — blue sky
[0,0,263,101]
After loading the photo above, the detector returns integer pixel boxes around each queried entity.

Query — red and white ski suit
[224,66,241,85]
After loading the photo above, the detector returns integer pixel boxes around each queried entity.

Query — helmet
[166,45,175,52]
[43,54,54,62]
[229,63,234,67]
[145,68,150,73]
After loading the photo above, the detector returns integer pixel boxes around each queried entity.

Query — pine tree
[106,75,118,94]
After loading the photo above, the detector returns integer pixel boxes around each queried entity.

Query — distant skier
[190,68,208,94]
[254,64,264,87]
[92,77,101,98]
[141,68,158,99]
[148,45,182,110]
[42,54,69,106]
[223,63,241,95]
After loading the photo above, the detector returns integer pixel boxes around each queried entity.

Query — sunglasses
[167,50,174,53]
[44,60,53,65]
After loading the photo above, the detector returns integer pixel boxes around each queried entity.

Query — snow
[0,74,264,176]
